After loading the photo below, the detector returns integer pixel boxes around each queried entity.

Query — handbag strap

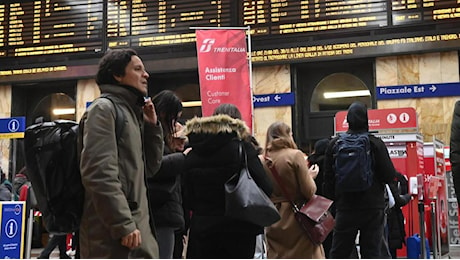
[265,157,299,211]
[238,141,248,168]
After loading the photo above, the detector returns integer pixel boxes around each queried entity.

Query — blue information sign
[253,92,295,108]
[376,82,460,100]
[0,202,25,259]
[0,117,26,139]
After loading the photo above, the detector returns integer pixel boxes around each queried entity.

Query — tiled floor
[29,248,74,259]
[27,245,460,259]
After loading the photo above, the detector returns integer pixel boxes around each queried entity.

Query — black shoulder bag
[224,142,280,227]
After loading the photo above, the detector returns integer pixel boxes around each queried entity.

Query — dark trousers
[173,230,186,259]
[330,209,390,259]
[323,230,333,258]
[72,231,80,259]
[186,231,256,259]
[38,234,68,258]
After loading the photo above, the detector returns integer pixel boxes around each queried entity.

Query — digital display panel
[250,32,460,63]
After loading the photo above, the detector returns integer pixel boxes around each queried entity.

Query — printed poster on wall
[195,29,253,130]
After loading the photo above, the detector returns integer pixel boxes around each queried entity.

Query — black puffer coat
[147,144,185,230]
[183,115,273,235]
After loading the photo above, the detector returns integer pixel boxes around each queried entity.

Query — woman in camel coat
[262,121,325,259]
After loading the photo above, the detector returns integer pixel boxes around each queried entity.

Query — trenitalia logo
[199,39,215,52]
[199,38,247,53]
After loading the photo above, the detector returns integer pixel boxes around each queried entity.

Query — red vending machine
[376,133,425,257]
[423,140,449,257]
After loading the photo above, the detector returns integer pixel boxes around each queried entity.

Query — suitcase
[407,234,430,259]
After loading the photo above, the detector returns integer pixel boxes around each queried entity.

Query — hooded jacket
[183,115,272,235]
[387,172,411,249]
[324,102,397,210]
[79,84,163,258]
[450,100,460,204]
[308,138,330,197]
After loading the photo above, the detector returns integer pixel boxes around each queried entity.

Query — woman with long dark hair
[148,90,189,258]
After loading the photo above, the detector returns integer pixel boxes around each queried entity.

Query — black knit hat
[347,101,369,132]
[314,138,329,155]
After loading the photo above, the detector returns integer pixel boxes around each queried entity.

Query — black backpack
[333,132,374,192]
[24,94,124,234]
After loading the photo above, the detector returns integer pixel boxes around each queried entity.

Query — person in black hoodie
[450,100,460,205]
[386,172,411,258]
[308,138,332,257]
[324,101,397,259]
[308,138,330,198]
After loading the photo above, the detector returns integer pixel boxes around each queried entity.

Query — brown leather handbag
[267,159,335,245]
[293,194,335,245]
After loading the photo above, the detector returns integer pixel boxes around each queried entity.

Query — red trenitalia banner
[195,29,253,130]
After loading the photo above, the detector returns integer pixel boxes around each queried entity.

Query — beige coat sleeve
[293,150,317,201]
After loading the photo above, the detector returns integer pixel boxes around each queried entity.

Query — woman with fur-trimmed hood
[183,114,273,259]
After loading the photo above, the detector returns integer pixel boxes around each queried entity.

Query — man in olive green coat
[79,48,163,258]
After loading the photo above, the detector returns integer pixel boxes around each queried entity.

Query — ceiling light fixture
[53,108,75,115]
[323,90,371,99]
[182,101,202,107]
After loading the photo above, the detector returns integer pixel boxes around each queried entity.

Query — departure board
[242,0,388,36]
[241,0,460,36]
[392,0,460,25]
[107,0,232,48]
[0,0,232,58]
[1,0,104,57]
[0,0,460,66]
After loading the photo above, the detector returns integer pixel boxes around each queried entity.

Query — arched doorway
[31,93,76,123]
[293,59,375,153]
[311,72,372,112]
[10,80,77,176]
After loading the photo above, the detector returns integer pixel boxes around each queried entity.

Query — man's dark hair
[96,48,138,85]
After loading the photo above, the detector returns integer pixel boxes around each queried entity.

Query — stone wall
[376,51,460,144]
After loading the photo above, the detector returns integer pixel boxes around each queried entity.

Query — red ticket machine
[376,133,425,257]
[424,140,449,256]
